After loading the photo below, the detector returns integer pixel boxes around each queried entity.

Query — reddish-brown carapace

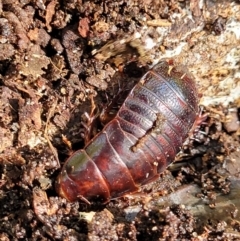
[56,60,199,204]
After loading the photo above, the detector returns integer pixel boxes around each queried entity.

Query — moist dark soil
[0,0,240,240]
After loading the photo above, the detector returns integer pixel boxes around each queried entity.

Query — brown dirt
[0,0,239,240]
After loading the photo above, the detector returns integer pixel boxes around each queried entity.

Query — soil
[0,0,240,240]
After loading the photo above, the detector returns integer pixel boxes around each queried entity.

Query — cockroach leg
[188,106,209,143]
[99,81,128,125]
[62,134,72,151]
[81,94,100,145]
[77,195,91,205]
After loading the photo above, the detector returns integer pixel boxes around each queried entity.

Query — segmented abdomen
[56,60,199,204]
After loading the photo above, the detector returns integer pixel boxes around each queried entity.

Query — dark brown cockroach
[56,60,199,204]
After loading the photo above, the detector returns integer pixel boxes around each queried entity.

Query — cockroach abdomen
[56,60,199,204]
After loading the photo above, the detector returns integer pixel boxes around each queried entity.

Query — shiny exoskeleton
[56,60,199,204]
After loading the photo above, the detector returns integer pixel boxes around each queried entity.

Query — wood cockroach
[56,60,199,204]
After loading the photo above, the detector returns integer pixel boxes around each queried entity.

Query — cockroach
[56,60,199,204]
